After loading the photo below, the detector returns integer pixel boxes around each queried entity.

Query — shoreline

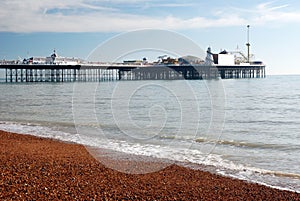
[0,130,299,200]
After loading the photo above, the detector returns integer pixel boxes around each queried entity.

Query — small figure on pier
[50,49,57,64]
[205,47,215,66]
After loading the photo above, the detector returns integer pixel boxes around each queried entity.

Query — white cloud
[0,0,300,33]
[253,2,300,24]
[256,2,289,11]
[228,2,300,25]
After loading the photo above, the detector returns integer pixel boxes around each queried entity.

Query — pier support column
[5,68,7,82]
[118,70,122,80]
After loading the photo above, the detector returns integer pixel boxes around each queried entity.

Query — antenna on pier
[246,25,250,63]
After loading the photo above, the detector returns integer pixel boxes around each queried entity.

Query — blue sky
[1,0,300,74]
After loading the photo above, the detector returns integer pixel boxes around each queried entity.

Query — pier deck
[0,64,265,82]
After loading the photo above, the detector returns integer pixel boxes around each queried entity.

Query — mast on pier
[246,25,250,63]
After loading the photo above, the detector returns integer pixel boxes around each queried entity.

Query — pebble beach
[0,130,299,200]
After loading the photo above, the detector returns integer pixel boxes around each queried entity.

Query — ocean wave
[263,170,300,180]
[195,137,298,151]
[159,135,176,140]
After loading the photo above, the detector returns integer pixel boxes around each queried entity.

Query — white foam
[0,121,81,144]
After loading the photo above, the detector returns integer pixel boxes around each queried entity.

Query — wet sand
[0,130,299,200]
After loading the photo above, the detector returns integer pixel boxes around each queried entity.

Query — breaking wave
[195,137,298,151]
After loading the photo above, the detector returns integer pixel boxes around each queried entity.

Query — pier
[0,64,265,83]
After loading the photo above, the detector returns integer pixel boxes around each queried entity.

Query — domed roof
[219,50,228,54]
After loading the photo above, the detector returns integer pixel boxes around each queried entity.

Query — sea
[0,75,299,192]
